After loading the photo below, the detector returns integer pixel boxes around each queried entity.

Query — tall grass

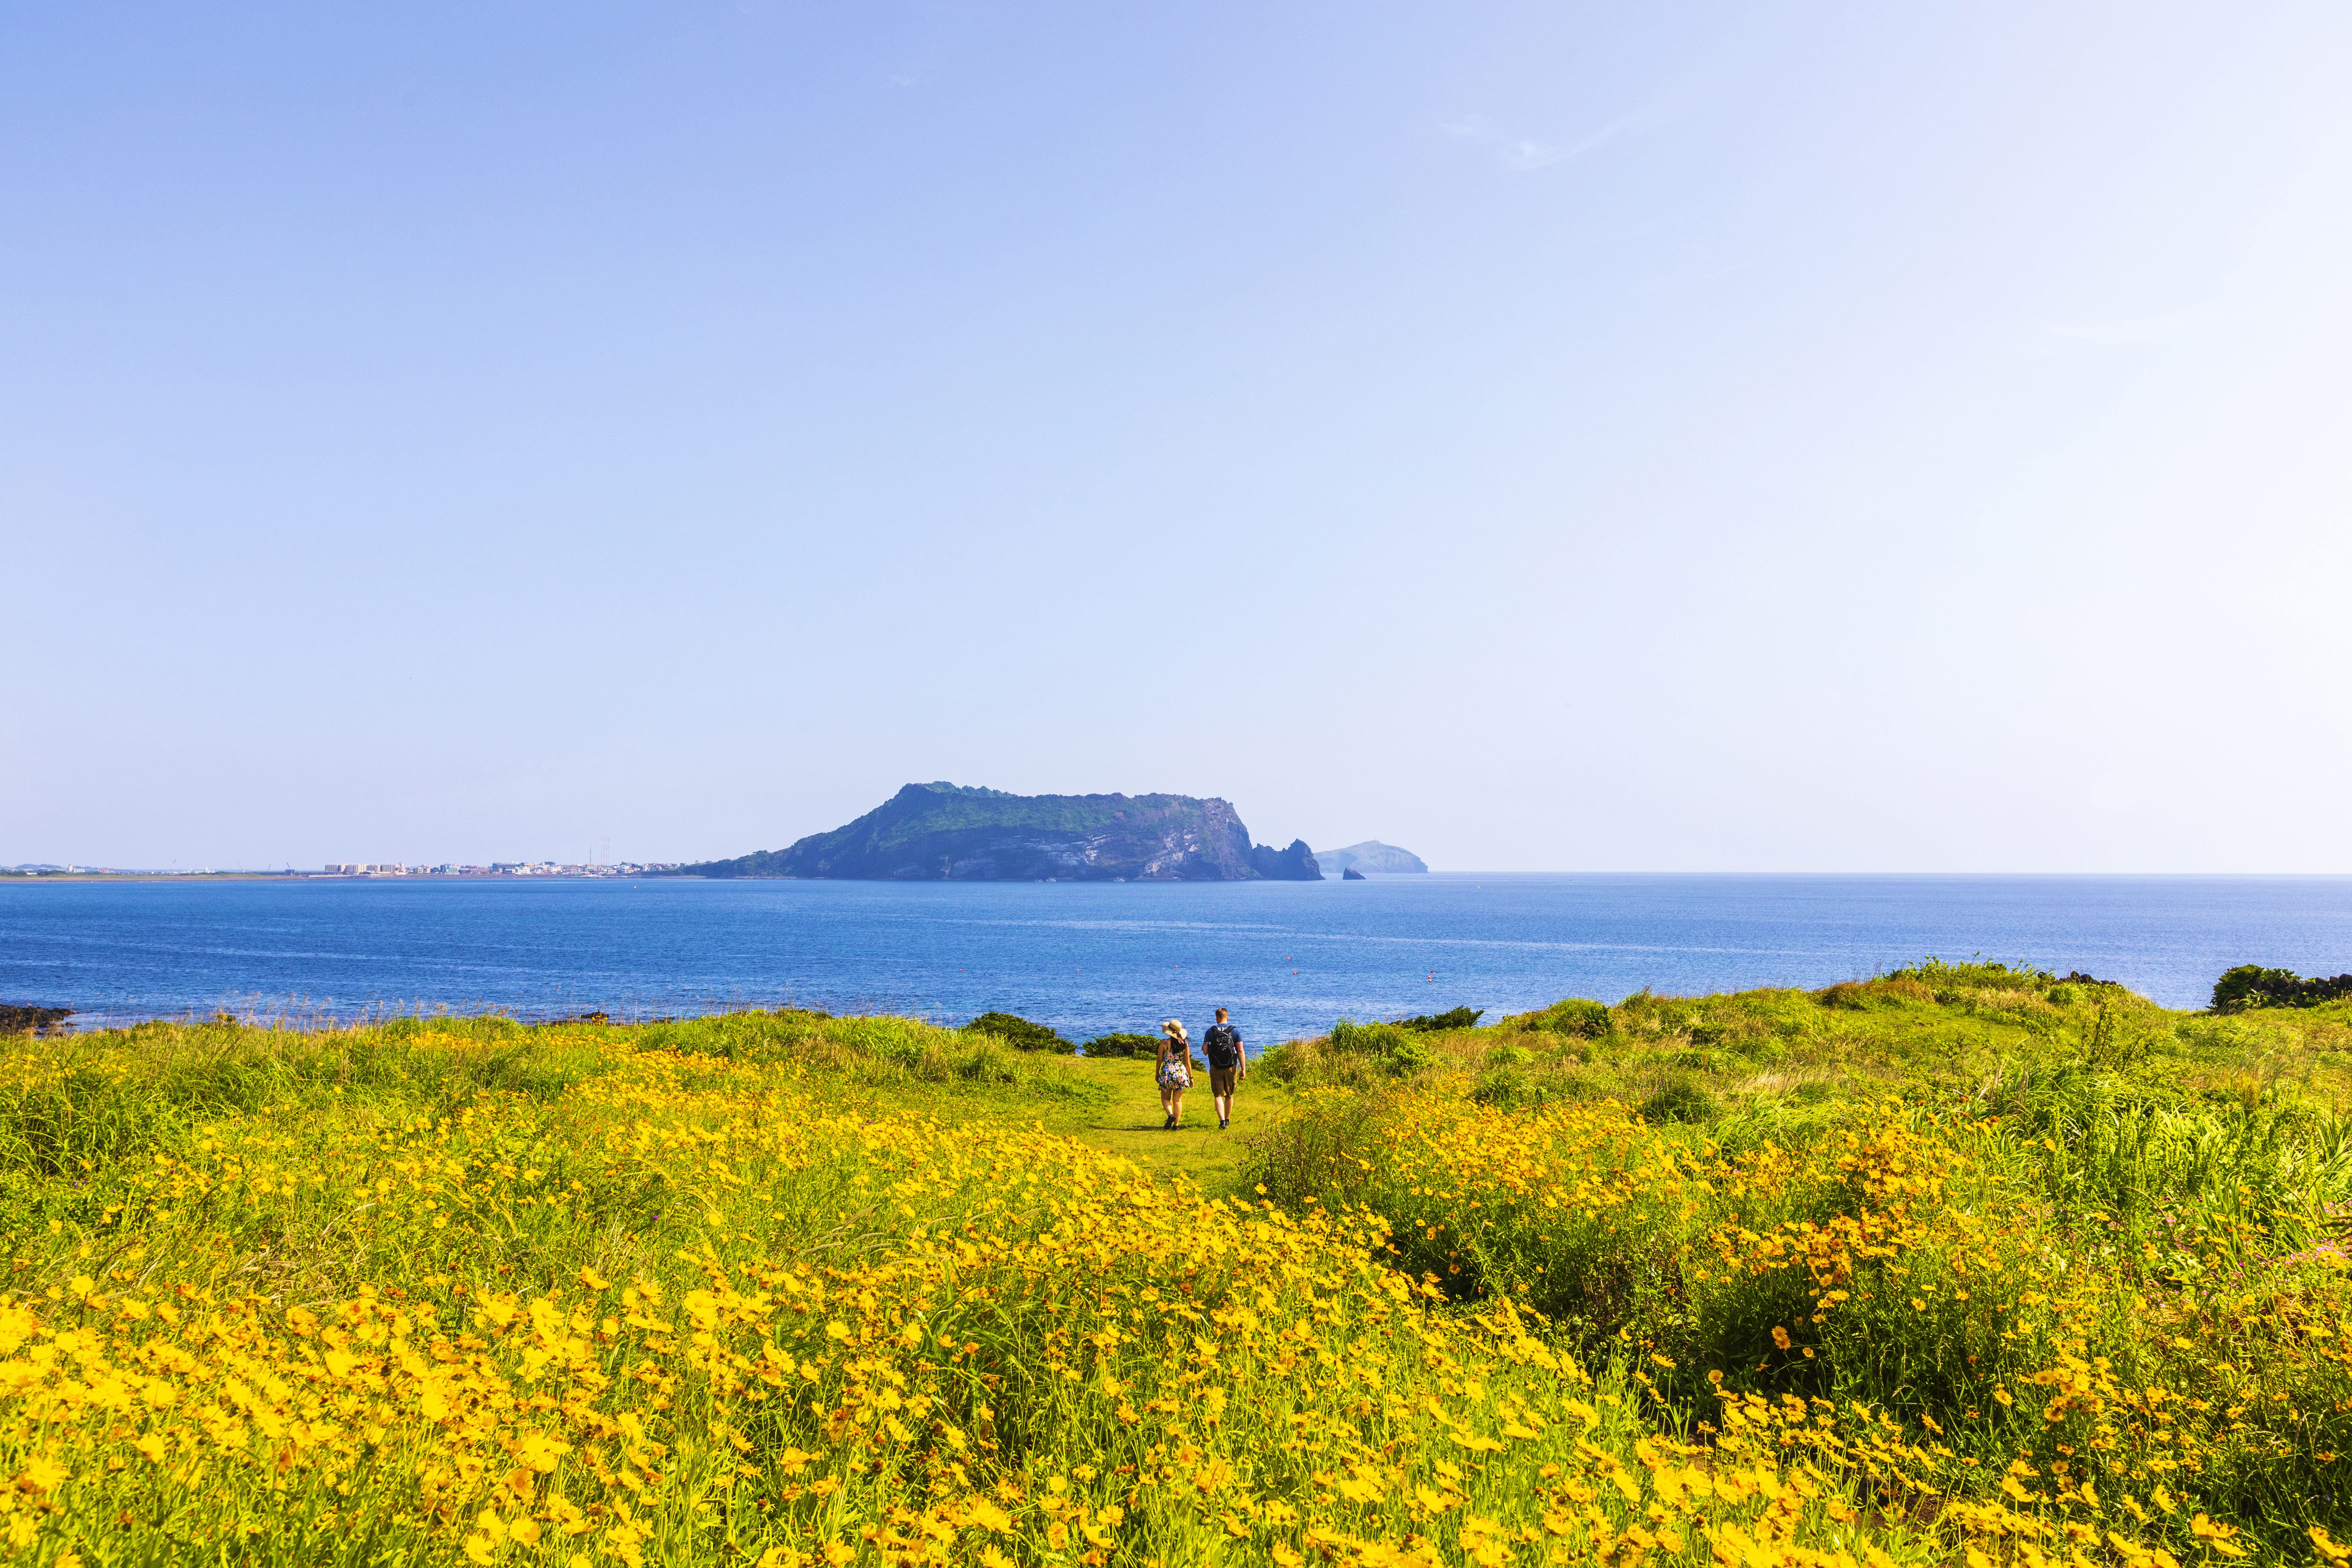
[0,1018,1995,1568]
[1244,972,2352,1559]
[4,981,2348,1565]
[0,1011,1099,1183]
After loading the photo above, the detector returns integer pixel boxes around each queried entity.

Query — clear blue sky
[5,4,2348,871]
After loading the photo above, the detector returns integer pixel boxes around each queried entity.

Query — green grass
[8,960,2352,1564]
[1258,958,2352,1131]
[1234,960,2352,1557]
[990,1054,1294,1196]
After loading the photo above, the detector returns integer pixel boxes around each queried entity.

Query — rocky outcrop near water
[671,782,1325,882]
[1249,839,1321,880]
[0,1004,71,1033]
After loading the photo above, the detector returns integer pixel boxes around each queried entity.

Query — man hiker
[1203,1007,1246,1131]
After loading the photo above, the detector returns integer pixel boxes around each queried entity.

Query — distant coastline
[1,873,657,882]
[3,861,680,882]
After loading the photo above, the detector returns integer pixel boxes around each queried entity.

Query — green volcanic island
[665,782,1325,881]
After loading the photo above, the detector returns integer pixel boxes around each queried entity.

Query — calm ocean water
[3,875,2348,1040]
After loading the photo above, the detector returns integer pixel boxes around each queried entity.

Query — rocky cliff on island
[669,782,1324,882]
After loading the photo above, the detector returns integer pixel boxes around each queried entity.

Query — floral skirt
[1158,1059,1192,1091]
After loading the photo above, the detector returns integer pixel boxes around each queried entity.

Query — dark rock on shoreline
[0,1004,72,1033]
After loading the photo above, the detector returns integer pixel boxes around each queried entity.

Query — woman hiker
[1156,1018,1194,1129]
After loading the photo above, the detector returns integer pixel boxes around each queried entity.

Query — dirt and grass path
[984,1054,1294,1196]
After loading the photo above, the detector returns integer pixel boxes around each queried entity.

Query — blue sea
[3,875,2349,1040]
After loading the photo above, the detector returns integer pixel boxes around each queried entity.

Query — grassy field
[1,963,2349,1567]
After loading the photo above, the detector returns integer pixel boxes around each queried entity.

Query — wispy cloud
[2046,310,2200,347]
[1441,96,1681,173]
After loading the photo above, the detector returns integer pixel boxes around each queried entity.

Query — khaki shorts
[1209,1065,1240,1096]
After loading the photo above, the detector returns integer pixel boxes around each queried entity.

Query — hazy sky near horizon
[5,3,2350,872]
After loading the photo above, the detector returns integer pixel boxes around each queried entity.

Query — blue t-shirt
[1203,1023,1243,1068]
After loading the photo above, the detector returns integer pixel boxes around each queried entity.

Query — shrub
[1329,1019,1433,1077]
[964,1011,1075,1052]
[1399,1006,1484,1031]
[1526,998,1613,1038]
[1079,1031,1159,1058]
[2212,963,2352,1012]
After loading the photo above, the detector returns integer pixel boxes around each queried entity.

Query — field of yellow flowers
[1252,962,2352,1566]
[1,970,2347,1567]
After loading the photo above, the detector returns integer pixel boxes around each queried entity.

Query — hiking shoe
[1220,1118,1230,1131]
